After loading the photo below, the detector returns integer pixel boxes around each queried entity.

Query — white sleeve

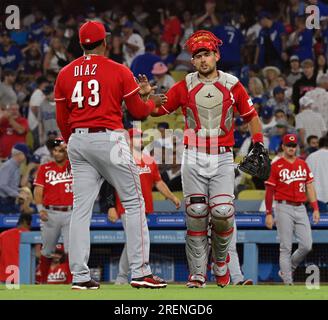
[29,91,44,108]
[295,115,303,130]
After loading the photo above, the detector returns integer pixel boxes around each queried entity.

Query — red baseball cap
[128,128,143,138]
[283,134,298,145]
[79,21,106,45]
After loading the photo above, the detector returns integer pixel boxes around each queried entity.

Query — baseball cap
[299,96,314,107]
[152,62,168,75]
[283,134,298,145]
[273,86,285,96]
[42,84,54,95]
[259,11,272,20]
[128,128,143,138]
[290,55,299,62]
[47,130,58,137]
[260,106,273,119]
[123,21,134,29]
[79,21,106,45]
[12,143,30,159]
[252,97,263,106]
[55,244,65,253]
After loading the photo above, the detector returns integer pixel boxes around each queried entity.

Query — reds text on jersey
[34,160,73,206]
[265,157,314,203]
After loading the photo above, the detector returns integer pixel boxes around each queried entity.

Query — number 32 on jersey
[71,80,100,108]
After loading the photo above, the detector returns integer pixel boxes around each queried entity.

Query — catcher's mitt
[238,142,271,180]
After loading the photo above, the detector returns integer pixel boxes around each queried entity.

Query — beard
[197,64,216,77]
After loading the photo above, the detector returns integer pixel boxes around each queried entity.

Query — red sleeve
[155,80,187,116]
[151,160,162,183]
[231,82,257,123]
[55,72,71,143]
[17,118,28,134]
[264,162,278,187]
[124,94,156,119]
[34,165,46,187]
[304,161,315,184]
[173,18,182,36]
[265,185,275,215]
[120,65,140,98]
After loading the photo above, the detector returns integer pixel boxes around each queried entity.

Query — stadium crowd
[1,0,328,214]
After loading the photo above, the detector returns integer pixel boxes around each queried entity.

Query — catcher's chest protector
[184,71,238,138]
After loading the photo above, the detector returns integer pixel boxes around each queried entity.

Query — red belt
[185,145,232,154]
[72,127,111,133]
[277,200,303,207]
[45,205,72,212]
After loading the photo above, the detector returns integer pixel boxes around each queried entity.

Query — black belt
[185,145,232,154]
[45,205,72,212]
[277,200,303,207]
[72,127,112,133]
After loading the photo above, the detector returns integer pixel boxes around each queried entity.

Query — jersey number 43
[71,80,100,108]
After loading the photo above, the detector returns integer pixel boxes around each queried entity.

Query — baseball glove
[238,142,271,180]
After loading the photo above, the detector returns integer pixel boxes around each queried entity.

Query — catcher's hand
[238,142,271,180]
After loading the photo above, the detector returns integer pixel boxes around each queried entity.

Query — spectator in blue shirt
[130,42,161,81]
[29,11,48,42]
[0,144,29,214]
[269,119,290,153]
[0,31,23,71]
[234,117,250,149]
[255,11,286,69]
[159,42,176,70]
[212,15,244,77]
[39,22,54,55]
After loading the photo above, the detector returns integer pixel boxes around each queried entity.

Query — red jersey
[0,117,28,158]
[116,154,162,216]
[55,55,155,143]
[0,227,29,282]
[155,71,257,148]
[161,17,182,45]
[35,261,72,284]
[265,157,314,203]
[34,160,73,206]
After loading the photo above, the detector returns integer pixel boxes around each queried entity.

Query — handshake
[137,74,167,107]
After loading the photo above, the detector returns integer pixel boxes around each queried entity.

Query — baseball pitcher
[55,21,167,289]
[151,30,270,287]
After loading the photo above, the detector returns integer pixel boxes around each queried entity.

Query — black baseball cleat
[235,279,253,286]
[71,279,100,290]
[130,274,167,289]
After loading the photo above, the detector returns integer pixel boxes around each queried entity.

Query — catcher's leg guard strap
[186,230,209,276]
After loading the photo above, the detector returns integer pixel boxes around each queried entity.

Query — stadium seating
[237,189,266,200]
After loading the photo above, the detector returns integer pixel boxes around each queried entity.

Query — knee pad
[209,194,235,220]
[186,195,209,219]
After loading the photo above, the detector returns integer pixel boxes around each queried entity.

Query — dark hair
[81,39,104,51]
[3,69,16,78]
[319,135,328,148]
[307,135,318,145]
[36,76,48,86]
[17,213,32,227]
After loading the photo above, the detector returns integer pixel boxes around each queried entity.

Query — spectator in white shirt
[295,96,327,147]
[306,135,328,212]
[260,106,276,135]
[122,21,145,67]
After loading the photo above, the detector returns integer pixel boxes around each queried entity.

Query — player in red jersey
[34,137,72,284]
[55,21,167,289]
[108,128,181,284]
[265,134,320,285]
[149,30,267,288]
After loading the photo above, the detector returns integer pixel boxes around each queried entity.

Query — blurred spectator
[108,35,124,64]
[159,42,176,70]
[194,0,219,30]
[161,147,182,192]
[306,135,319,155]
[16,187,36,214]
[295,96,327,147]
[287,15,313,62]
[130,43,161,81]
[21,154,41,191]
[43,37,69,73]
[39,22,54,55]
[262,66,280,95]
[234,117,250,150]
[122,21,145,67]
[0,70,17,107]
[159,4,182,53]
[212,15,245,76]
[28,76,49,151]
[40,84,58,144]
[0,103,29,160]
[29,11,48,42]
[260,106,276,134]
[0,31,23,71]
[33,131,57,164]
[248,76,265,100]
[151,62,175,94]
[306,135,328,212]
[305,74,328,128]
[179,11,195,49]
[21,41,43,76]
[255,11,286,68]
[174,50,193,72]
[132,4,149,37]
[266,86,291,115]
[286,55,302,86]
[0,213,32,283]
[292,59,317,114]
[0,144,29,213]
[268,119,290,153]
[315,54,328,82]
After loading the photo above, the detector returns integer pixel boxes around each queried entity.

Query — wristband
[252,133,264,144]
[266,210,272,216]
[310,201,319,211]
[37,204,44,212]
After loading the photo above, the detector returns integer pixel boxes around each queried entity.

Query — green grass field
[0,284,327,300]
